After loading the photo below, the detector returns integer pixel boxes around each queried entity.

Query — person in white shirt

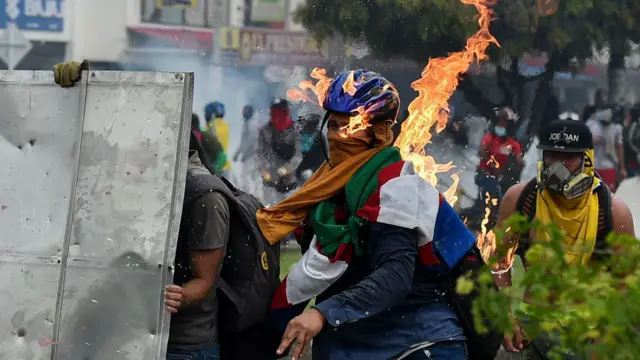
[585,107,627,191]
[233,105,259,164]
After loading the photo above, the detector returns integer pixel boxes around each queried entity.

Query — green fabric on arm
[200,130,224,173]
[215,151,228,174]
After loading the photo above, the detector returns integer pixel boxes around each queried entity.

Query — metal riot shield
[0,70,194,360]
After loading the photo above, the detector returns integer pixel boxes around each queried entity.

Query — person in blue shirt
[257,70,477,360]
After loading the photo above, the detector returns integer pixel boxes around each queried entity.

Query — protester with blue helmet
[205,101,225,120]
[259,69,477,360]
[203,101,231,175]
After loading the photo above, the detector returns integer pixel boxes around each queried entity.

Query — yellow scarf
[257,123,394,244]
[535,149,601,265]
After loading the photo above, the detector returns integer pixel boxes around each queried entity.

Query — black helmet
[611,104,626,124]
[242,105,254,121]
[495,106,519,122]
[299,113,322,131]
[270,98,289,110]
[191,113,200,129]
[538,119,593,153]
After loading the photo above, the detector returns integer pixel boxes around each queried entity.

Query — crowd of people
[52,60,636,360]
[189,96,328,205]
[579,89,640,190]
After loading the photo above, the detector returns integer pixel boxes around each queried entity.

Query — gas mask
[537,160,593,199]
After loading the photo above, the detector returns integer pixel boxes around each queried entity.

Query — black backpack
[183,171,282,359]
[444,246,502,360]
[514,177,613,263]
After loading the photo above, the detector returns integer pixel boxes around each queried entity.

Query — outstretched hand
[277,308,326,360]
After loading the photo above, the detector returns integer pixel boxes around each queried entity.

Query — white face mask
[494,126,506,137]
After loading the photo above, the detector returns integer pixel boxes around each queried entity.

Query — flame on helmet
[342,71,358,96]
[287,69,393,136]
[286,68,333,106]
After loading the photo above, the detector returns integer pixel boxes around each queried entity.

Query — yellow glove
[53,60,89,88]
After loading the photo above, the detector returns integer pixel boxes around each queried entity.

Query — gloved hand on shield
[53,60,89,88]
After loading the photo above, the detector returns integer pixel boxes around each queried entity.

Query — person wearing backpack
[256,70,498,360]
[493,119,635,359]
[162,132,231,360]
[166,132,282,360]
[52,60,282,360]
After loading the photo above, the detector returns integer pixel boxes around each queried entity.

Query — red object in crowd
[477,133,522,173]
[270,108,294,132]
[596,168,618,192]
[192,128,203,143]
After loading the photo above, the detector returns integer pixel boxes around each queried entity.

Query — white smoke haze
[119,48,640,229]
[121,51,276,154]
[121,44,318,202]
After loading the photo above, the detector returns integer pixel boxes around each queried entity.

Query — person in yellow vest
[204,101,231,177]
[493,119,635,359]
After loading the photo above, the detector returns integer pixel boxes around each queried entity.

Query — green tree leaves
[469,215,640,358]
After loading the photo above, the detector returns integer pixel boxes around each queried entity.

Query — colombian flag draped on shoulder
[270,147,476,311]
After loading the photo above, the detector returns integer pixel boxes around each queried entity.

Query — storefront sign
[250,0,286,23]
[214,27,329,66]
[0,0,64,32]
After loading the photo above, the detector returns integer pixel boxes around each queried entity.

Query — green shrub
[464,215,640,359]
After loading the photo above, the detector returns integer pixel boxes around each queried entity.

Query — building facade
[0,0,67,70]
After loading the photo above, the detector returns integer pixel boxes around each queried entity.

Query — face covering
[537,149,596,200]
[328,132,371,166]
[270,108,293,131]
[494,126,507,137]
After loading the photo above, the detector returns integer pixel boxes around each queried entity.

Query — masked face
[538,151,594,199]
[494,126,507,137]
[326,113,371,166]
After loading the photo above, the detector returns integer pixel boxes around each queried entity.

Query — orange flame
[486,155,501,169]
[477,193,497,263]
[342,71,358,96]
[286,68,333,105]
[394,0,499,207]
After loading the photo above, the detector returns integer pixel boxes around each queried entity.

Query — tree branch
[458,74,498,123]
[496,64,515,108]
[522,51,569,152]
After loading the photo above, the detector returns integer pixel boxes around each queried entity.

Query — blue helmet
[323,69,400,122]
[205,101,225,121]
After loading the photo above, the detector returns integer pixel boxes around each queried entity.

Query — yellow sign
[260,251,269,271]
[216,27,329,65]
